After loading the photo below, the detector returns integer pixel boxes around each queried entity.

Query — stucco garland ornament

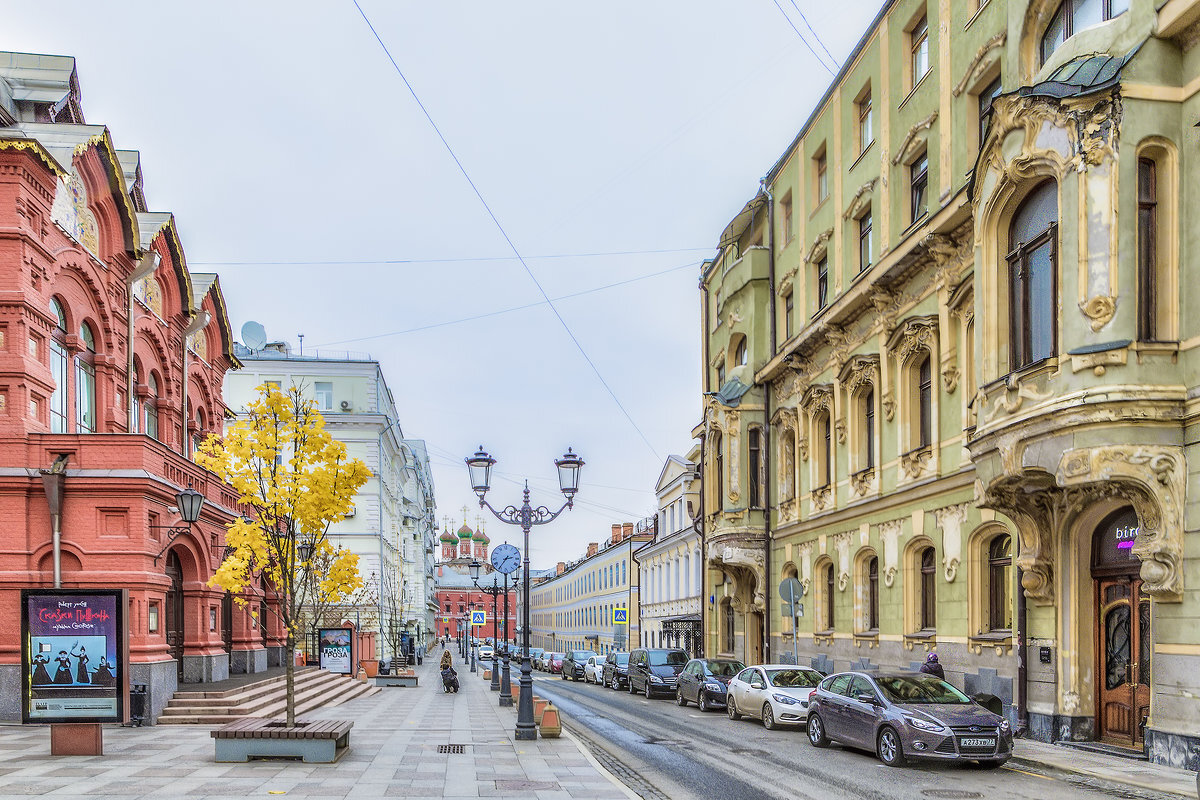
[878,520,903,588]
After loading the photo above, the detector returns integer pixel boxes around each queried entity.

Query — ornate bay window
[1007,180,1057,371]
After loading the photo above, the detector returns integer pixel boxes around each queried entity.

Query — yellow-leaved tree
[196,383,371,726]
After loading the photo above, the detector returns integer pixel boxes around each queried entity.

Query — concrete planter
[212,718,352,763]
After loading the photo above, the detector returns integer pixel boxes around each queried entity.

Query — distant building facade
[529,522,652,655]
[223,342,438,655]
[637,453,702,655]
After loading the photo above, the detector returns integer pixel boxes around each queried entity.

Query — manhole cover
[437,744,467,754]
[496,780,560,791]
[921,791,983,799]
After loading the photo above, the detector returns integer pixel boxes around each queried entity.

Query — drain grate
[921,791,983,799]
[437,744,467,754]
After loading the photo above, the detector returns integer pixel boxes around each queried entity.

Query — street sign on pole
[778,578,805,666]
[613,608,627,624]
[471,610,487,626]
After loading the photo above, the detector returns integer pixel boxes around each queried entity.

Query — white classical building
[636,451,702,656]
[222,340,438,655]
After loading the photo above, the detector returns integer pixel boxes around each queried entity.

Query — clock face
[491,544,521,575]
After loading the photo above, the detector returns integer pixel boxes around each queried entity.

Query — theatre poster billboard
[318,627,354,674]
[21,589,127,724]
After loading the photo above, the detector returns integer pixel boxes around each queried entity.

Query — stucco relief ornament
[942,365,959,394]
[1080,295,1116,332]
[797,435,809,462]
[833,532,852,591]
[835,420,847,445]
[811,485,831,510]
[932,503,969,582]
[878,520,903,587]
[881,392,896,421]
[797,541,814,593]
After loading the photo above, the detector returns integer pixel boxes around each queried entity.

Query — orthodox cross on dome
[461,505,471,525]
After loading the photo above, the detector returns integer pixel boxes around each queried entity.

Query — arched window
[862,388,875,470]
[1008,181,1057,371]
[49,299,69,433]
[734,337,748,366]
[824,560,836,631]
[866,556,880,632]
[683,552,690,596]
[919,546,937,630]
[75,322,96,433]
[1041,0,1129,65]
[988,535,1013,632]
[816,411,832,488]
[748,427,763,509]
[917,354,932,449]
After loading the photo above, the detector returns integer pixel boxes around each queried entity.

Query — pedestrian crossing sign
[471,610,486,626]
[613,607,627,623]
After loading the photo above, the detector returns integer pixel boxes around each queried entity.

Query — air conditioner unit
[344,505,356,518]
[339,400,353,412]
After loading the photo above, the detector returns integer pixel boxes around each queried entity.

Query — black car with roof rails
[627,648,688,698]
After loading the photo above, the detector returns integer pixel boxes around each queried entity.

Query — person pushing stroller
[440,650,459,693]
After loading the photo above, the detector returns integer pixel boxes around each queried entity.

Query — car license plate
[960,737,995,748]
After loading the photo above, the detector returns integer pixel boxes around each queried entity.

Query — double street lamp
[465,446,583,741]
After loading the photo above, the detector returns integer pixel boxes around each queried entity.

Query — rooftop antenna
[297,333,304,356]
[241,320,267,352]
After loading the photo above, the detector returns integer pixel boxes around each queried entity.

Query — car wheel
[762,704,777,731]
[877,726,906,767]
[727,696,741,720]
[676,688,687,707]
[628,678,636,694]
[807,713,829,747]
[697,692,709,713]
[644,682,652,699]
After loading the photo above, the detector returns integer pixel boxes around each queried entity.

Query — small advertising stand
[21,589,128,755]
[317,628,354,675]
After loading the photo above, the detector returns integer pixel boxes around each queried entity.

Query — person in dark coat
[53,651,73,684]
[919,652,945,679]
[71,645,90,684]
[31,653,52,685]
[91,657,115,687]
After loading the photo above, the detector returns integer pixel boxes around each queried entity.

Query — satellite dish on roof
[241,321,267,351]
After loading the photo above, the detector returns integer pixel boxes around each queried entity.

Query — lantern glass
[555,447,584,497]
[469,560,482,582]
[175,486,205,523]
[297,541,313,563]
[465,447,495,496]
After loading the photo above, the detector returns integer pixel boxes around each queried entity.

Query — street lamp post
[499,574,516,706]
[469,603,477,673]
[470,560,503,692]
[465,445,583,741]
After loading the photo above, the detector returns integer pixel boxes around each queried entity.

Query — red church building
[0,51,281,723]
[433,523,517,643]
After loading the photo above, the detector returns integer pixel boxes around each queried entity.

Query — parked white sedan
[583,655,605,684]
[727,664,825,730]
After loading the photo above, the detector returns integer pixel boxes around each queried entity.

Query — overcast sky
[7,0,876,568]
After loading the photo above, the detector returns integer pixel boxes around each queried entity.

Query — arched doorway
[1092,507,1151,747]
[165,551,185,680]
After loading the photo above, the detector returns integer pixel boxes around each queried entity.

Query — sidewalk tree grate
[495,780,560,791]
[921,792,983,799]
[437,744,467,754]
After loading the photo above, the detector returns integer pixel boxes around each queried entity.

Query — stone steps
[157,667,378,724]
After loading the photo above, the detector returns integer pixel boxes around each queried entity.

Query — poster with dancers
[21,589,126,724]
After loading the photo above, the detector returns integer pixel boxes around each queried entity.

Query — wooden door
[1095,576,1151,746]
[221,593,233,655]
[165,551,185,680]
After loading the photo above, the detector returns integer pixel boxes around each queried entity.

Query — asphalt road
[529,671,1174,800]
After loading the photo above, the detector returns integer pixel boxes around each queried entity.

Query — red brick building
[0,51,280,723]
[433,523,517,643]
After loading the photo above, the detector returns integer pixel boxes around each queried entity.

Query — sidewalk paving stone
[1012,738,1198,799]
[0,648,635,800]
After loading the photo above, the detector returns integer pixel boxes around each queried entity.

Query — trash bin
[126,683,148,727]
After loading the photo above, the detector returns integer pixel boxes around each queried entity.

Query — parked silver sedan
[726,664,824,730]
[806,671,1012,768]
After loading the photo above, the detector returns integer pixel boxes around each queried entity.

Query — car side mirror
[751,681,765,690]
[855,693,879,705]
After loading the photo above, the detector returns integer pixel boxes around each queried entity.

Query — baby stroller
[441,666,460,693]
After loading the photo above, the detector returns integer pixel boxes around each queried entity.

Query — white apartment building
[222,340,438,656]
[637,451,702,656]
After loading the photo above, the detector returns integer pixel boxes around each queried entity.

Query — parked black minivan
[627,648,688,698]
[603,651,630,689]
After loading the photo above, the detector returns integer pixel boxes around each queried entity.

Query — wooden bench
[374,670,418,688]
[211,717,353,763]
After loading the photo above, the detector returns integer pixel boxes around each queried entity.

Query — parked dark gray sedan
[806,671,1012,768]
[675,658,745,711]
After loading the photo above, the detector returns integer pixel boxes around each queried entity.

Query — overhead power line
[351,0,663,462]
[769,0,837,76]
[787,0,839,69]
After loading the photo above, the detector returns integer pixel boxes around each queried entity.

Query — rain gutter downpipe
[761,178,776,664]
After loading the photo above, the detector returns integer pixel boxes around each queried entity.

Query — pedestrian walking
[440,649,453,671]
[919,652,945,679]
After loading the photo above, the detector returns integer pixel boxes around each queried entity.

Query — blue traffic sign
[471,610,486,626]
[613,607,627,624]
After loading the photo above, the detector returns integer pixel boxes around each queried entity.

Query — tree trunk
[285,630,296,727]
